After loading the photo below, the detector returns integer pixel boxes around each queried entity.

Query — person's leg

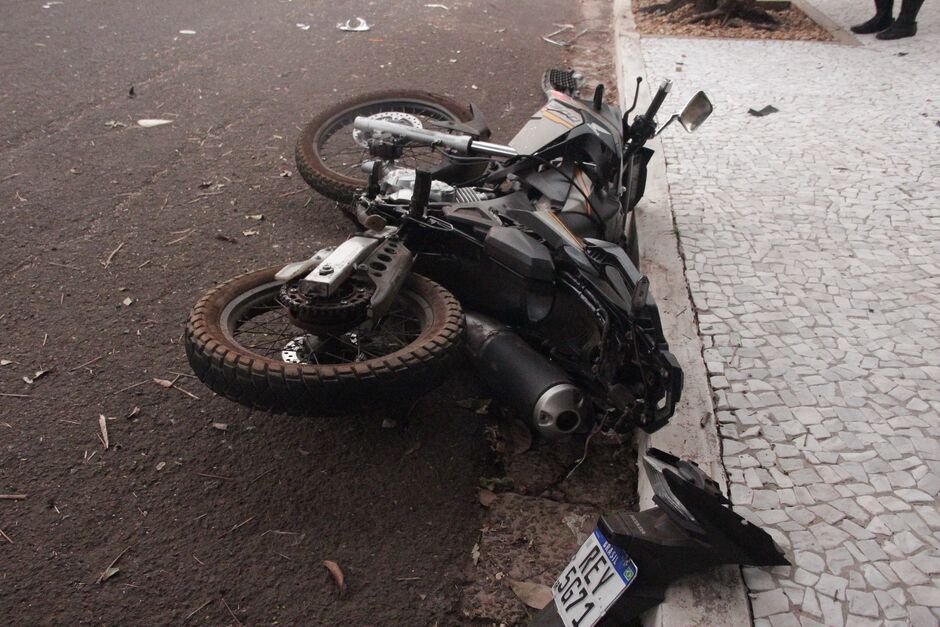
[851,0,895,33]
[877,0,924,38]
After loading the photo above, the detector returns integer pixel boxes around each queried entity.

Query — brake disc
[352,111,424,148]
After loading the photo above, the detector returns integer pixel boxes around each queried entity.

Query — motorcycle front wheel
[185,268,464,415]
[295,90,487,203]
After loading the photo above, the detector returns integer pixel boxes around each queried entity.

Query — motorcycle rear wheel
[295,90,486,203]
[185,267,464,414]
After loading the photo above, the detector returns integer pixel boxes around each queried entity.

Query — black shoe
[851,13,894,33]
[876,20,917,38]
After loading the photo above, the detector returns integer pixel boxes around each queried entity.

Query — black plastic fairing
[484,226,555,282]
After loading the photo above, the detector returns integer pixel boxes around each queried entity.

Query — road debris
[126,406,140,419]
[296,23,310,31]
[211,422,228,431]
[246,214,264,221]
[471,542,481,565]
[322,560,347,597]
[104,120,127,129]
[508,579,553,609]
[96,546,130,584]
[242,228,259,237]
[337,17,371,32]
[101,241,124,268]
[425,3,450,8]
[0,494,27,501]
[0,528,12,543]
[156,461,166,471]
[178,29,196,35]
[122,297,134,307]
[221,598,242,626]
[748,105,779,117]
[185,600,213,620]
[0,359,12,366]
[137,119,174,128]
[478,488,497,508]
[98,414,110,449]
[22,368,52,385]
[542,24,590,47]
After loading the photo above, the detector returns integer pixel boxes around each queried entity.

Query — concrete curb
[613,1,753,625]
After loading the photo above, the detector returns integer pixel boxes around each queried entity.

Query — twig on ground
[49,261,82,271]
[101,242,125,268]
[0,173,21,183]
[247,468,273,485]
[0,393,32,398]
[112,380,147,395]
[197,472,233,481]
[0,528,12,543]
[0,494,27,500]
[185,599,212,620]
[165,228,195,245]
[219,516,255,538]
[69,355,106,372]
[220,598,242,626]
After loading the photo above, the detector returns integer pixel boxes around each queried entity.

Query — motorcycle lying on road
[185,70,713,437]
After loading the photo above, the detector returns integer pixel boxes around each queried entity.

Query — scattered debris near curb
[508,579,553,610]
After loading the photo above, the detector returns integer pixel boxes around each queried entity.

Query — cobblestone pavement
[638,1,940,625]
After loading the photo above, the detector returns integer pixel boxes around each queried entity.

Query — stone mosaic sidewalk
[636,1,940,624]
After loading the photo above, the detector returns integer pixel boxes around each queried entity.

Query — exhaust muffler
[465,313,592,438]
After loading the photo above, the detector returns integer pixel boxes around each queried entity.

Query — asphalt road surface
[0,0,578,624]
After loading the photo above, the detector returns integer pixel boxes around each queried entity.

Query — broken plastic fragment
[296,23,310,31]
[137,119,173,128]
[179,29,196,35]
[337,17,371,32]
[425,3,449,8]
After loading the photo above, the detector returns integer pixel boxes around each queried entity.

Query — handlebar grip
[643,79,672,121]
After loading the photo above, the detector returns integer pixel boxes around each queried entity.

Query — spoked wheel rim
[220,281,431,366]
[312,99,464,182]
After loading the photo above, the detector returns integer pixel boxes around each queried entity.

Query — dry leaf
[322,560,346,597]
[508,579,553,609]
[508,419,532,455]
[100,566,120,582]
[23,368,51,385]
[153,378,174,388]
[478,488,497,508]
[126,406,140,419]
[98,414,110,449]
[246,214,264,221]
[242,229,259,237]
[0,359,12,366]
[211,422,228,431]
[471,542,481,566]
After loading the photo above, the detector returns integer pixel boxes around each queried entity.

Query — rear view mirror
[679,92,713,132]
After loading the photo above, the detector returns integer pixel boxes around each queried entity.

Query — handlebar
[353,116,517,159]
[643,79,672,122]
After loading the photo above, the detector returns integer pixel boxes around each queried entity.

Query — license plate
[551,527,638,627]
